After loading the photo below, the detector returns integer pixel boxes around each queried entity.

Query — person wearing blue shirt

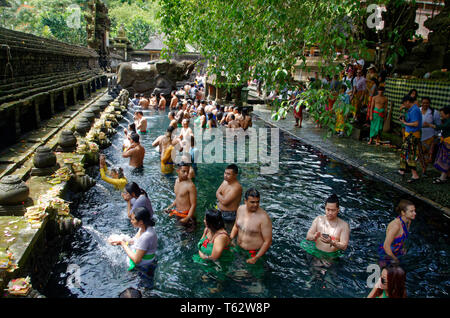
[399,95,423,182]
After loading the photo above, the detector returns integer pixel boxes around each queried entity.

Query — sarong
[369,107,385,138]
[400,132,424,171]
[300,239,342,260]
[434,140,450,173]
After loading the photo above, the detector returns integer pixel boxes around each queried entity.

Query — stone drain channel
[0,86,130,297]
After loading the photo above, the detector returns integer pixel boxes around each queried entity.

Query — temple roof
[142,34,197,53]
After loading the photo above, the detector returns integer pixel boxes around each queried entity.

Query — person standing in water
[99,154,127,191]
[158,93,167,110]
[122,133,145,168]
[230,188,272,265]
[164,162,197,228]
[378,199,416,266]
[122,182,154,219]
[109,207,157,273]
[303,194,350,259]
[216,164,242,231]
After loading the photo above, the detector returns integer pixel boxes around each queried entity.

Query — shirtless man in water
[159,93,167,110]
[170,90,178,110]
[230,188,272,264]
[139,94,149,109]
[216,164,242,230]
[122,133,145,168]
[165,162,197,227]
[134,111,147,133]
[305,194,350,256]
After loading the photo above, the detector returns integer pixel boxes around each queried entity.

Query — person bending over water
[109,207,157,273]
[367,264,407,298]
[99,154,127,191]
[164,162,197,229]
[122,182,154,219]
[304,194,350,259]
[378,199,415,267]
[230,188,272,264]
[216,164,242,231]
[196,209,233,262]
[122,133,145,168]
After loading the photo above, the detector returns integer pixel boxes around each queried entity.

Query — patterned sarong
[400,132,424,171]
[434,140,450,173]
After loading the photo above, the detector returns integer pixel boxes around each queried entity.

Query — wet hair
[169,111,176,118]
[401,95,415,104]
[151,93,156,97]
[395,199,414,216]
[171,90,176,95]
[128,123,136,133]
[374,264,407,298]
[119,287,142,298]
[130,132,140,144]
[132,207,155,228]
[325,194,340,208]
[135,111,143,116]
[167,125,175,134]
[216,112,224,121]
[226,164,239,175]
[205,209,225,233]
[245,188,260,200]
[111,167,125,179]
[125,182,148,198]
[176,161,191,169]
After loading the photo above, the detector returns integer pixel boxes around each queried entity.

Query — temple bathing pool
[43,108,450,298]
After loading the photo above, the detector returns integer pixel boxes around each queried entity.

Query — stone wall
[0,27,107,150]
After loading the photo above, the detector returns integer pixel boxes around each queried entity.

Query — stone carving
[0,175,30,205]
[57,130,77,153]
[31,146,59,176]
[117,59,196,97]
[75,117,92,136]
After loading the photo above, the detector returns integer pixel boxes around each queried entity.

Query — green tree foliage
[0,0,160,48]
[107,1,160,49]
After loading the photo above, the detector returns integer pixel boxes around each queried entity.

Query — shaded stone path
[251,102,450,216]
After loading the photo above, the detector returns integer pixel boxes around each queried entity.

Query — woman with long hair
[195,209,232,262]
[368,264,407,298]
[122,182,154,219]
[109,207,157,273]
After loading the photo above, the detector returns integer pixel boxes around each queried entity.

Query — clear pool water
[43,108,450,298]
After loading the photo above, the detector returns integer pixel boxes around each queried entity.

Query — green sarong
[300,239,343,260]
[128,253,155,271]
[370,107,385,138]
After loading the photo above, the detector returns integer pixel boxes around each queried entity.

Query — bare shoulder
[259,208,272,223]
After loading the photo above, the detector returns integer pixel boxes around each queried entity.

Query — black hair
[407,89,418,98]
[207,112,214,120]
[135,111,143,116]
[401,94,415,104]
[133,207,155,228]
[216,112,224,121]
[167,125,175,133]
[245,188,260,200]
[421,96,431,103]
[205,209,225,233]
[130,132,140,144]
[151,93,155,97]
[111,167,125,179]
[190,135,195,146]
[171,90,176,95]
[125,182,148,198]
[242,108,248,116]
[226,164,239,175]
[119,287,142,298]
[128,123,136,133]
[325,194,340,208]
[169,111,176,118]
[176,161,191,169]
[230,114,235,120]
[440,106,450,115]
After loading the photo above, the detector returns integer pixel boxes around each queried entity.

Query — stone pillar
[49,93,55,114]
[34,101,41,128]
[14,107,21,138]
[73,86,78,105]
[63,90,68,108]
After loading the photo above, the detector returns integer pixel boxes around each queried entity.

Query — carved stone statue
[117,59,197,97]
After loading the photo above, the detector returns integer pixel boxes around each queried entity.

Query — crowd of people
[93,77,427,298]
[265,59,449,185]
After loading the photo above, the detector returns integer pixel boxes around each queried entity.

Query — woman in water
[123,123,136,151]
[378,199,416,266]
[194,107,207,128]
[195,209,232,262]
[122,182,154,219]
[206,112,218,128]
[367,264,407,298]
[99,154,127,191]
[109,207,157,273]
